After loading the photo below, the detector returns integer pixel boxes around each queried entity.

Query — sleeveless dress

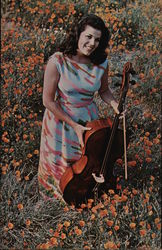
[38,52,108,202]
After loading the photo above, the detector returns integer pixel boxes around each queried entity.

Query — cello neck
[100,62,132,175]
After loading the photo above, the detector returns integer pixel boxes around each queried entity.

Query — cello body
[59,62,134,207]
[60,118,129,206]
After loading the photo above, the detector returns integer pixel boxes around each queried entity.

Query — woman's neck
[71,53,91,64]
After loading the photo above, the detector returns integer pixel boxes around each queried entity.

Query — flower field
[0,0,161,249]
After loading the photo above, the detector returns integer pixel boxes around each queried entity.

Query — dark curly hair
[58,14,111,65]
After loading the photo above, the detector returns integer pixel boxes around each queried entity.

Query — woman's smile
[77,25,101,56]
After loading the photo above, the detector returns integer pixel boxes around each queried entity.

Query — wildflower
[49,228,53,234]
[51,13,56,19]
[76,208,83,213]
[110,204,116,213]
[84,246,91,250]
[24,241,28,248]
[25,219,31,227]
[145,132,150,137]
[128,161,136,167]
[108,189,115,194]
[80,203,86,209]
[145,140,153,147]
[139,221,145,227]
[112,211,117,217]
[8,200,11,205]
[63,206,69,212]
[156,223,161,230]
[61,233,66,239]
[34,149,39,154]
[57,223,63,232]
[151,233,156,239]
[91,207,97,214]
[8,222,14,229]
[129,222,136,229]
[114,225,119,231]
[150,175,155,181]
[113,194,120,201]
[116,158,123,165]
[87,202,92,209]
[101,193,108,200]
[108,230,113,236]
[139,73,145,79]
[154,218,160,224]
[116,184,121,190]
[15,170,21,177]
[139,229,147,236]
[132,189,138,195]
[153,138,160,144]
[17,203,24,210]
[104,241,116,249]
[99,209,108,218]
[53,231,59,237]
[106,220,114,227]
[148,210,153,216]
[123,205,129,214]
[145,149,151,155]
[50,237,58,246]
[74,227,82,236]
[143,198,149,204]
[70,204,75,210]
[64,221,70,227]
[27,153,32,158]
[88,198,94,203]
[121,194,128,202]
[90,214,95,220]
[23,134,28,140]
[94,202,104,210]
[24,175,29,181]
[146,157,152,163]
[79,220,85,227]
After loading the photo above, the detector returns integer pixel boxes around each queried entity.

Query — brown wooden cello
[60,62,134,206]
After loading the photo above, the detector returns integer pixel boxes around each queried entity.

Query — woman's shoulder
[50,51,63,60]
[49,51,64,65]
[48,52,64,72]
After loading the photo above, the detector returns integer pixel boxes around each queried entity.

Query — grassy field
[1,0,161,249]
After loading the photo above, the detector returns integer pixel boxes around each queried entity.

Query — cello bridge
[92,173,105,183]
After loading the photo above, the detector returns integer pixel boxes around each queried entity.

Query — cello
[60,62,134,206]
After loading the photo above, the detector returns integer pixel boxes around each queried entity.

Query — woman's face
[77,25,101,56]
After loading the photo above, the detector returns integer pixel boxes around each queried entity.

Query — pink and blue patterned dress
[38,52,108,202]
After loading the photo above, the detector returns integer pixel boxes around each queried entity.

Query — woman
[38,14,119,203]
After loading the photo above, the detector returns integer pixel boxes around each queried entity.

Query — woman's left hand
[110,100,120,114]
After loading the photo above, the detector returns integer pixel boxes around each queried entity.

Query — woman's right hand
[73,123,91,148]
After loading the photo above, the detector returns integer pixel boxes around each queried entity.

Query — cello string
[92,63,132,193]
[122,108,128,180]
[100,77,129,175]
[100,91,125,174]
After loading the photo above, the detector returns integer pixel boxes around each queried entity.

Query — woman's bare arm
[43,57,90,147]
[43,58,77,128]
